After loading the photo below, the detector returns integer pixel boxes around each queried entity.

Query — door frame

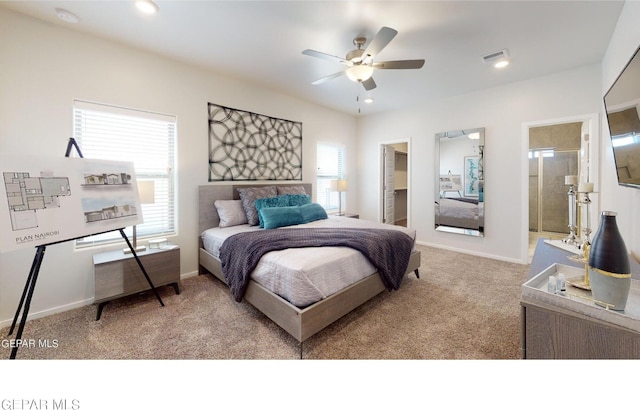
[379,138,412,227]
[520,113,600,263]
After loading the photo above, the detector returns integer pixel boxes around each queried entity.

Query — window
[72,100,176,247]
[316,143,345,212]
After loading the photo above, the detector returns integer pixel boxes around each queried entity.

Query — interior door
[383,145,395,224]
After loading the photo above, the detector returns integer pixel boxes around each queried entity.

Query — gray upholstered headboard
[198,183,313,242]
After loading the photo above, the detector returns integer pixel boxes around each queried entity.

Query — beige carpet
[1,244,529,360]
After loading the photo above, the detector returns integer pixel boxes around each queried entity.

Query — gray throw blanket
[219,228,414,302]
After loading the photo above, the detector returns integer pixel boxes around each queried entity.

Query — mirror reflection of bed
[435,128,485,237]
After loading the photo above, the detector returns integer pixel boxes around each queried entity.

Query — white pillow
[214,200,248,228]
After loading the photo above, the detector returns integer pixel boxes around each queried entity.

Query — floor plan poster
[0,154,142,253]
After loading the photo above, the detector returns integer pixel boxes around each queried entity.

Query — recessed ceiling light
[364,98,374,104]
[483,48,510,69]
[494,59,509,69]
[136,0,159,15]
[55,8,80,24]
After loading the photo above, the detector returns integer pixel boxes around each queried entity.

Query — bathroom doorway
[529,148,580,234]
[522,114,599,263]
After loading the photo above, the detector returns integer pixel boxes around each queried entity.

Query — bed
[198,183,421,343]
[435,197,484,231]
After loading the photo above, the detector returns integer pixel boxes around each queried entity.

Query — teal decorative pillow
[299,203,328,223]
[286,193,311,207]
[254,195,290,228]
[260,206,303,230]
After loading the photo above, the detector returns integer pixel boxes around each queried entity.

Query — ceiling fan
[302,26,425,91]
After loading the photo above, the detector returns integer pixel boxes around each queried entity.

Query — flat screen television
[603,44,640,189]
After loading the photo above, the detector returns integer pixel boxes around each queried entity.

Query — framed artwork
[208,103,302,181]
[464,156,480,197]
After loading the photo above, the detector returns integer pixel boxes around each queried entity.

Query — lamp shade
[138,180,155,205]
[330,179,348,192]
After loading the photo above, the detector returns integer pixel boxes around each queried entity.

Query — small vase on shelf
[588,211,631,311]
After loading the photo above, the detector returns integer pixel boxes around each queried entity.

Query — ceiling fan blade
[362,77,376,91]
[373,60,425,69]
[363,26,398,58]
[302,49,348,65]
[312,71,345,85]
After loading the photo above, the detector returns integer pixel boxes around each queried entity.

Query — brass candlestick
[582,241,590,288]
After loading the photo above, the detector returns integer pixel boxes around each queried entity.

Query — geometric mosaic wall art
[208,103,302,181]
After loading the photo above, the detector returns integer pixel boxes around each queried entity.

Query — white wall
[357,64,603,263]
[601,0,640,262]
[0,8,357,326]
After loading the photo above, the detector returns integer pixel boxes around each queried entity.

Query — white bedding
[436,198,484,229]
[201,216,416,307]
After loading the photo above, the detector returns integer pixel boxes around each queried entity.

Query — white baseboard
[415,240,525,265]
[0,298,93,330]
[1,272,199,329]
[180,270,199,279]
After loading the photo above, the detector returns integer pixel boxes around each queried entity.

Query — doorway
[524,117,600,263]
[529,148,580,234]
[528,122,582,252]
[381,141,409,226]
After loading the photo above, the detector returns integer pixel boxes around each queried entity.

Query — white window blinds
[72,100,176,247]
[316,143,345,212]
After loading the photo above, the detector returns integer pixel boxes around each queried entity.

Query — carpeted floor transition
[1,244,529,360]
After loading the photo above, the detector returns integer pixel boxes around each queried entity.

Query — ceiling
[0,0,625,116]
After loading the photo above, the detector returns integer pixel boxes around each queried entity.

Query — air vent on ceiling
[482,49,509,64]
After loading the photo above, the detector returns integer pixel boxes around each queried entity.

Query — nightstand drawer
[94,262,124,300]
[123,247,179,291]
[93,246,180,305]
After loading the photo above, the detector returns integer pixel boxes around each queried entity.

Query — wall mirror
[434,127,485,236]
[603,43,640,190]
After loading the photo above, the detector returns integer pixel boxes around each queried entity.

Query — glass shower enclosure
[529,149,580,234]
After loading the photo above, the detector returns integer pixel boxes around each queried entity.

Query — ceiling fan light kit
[346,65,374,82]
[303,26,425,91]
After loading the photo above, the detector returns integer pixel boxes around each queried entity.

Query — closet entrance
[381,141,409,226]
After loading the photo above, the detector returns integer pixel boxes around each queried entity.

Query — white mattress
[201,216,416,307]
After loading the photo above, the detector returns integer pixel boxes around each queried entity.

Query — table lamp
[124,180,155,254]
[330,179,348,216]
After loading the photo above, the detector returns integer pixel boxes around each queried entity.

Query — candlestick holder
[562,180,578,246]
[580,191,592,246]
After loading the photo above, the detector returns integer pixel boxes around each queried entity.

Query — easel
[7,138,165,359]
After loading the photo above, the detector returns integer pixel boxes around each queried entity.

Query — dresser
[521,239,640,359]
[93,245,180,319]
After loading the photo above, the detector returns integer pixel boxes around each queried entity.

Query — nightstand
[93,245,180,320]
